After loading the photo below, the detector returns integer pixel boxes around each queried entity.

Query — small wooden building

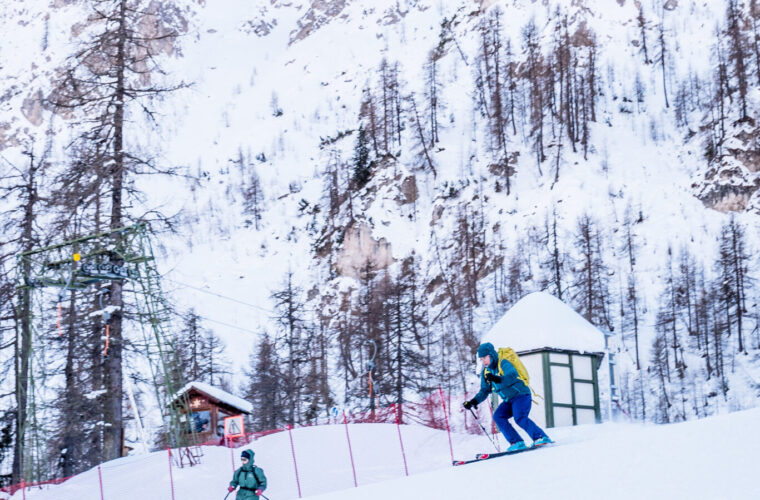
[481,292,606,429]
[170,381,253,444]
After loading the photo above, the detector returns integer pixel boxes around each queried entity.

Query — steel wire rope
[163,275,328,335]
[163,276,273,314]
[166,307,263,336]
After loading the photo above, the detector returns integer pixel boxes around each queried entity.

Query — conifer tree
[423,49,443,146]
[352,125,372,189]
[522,18,546,169]
[0,147,47,482]
[656,10,670,108]
[236,149,265,230]
[271,272,309,425]
[715,216,751,353]
[382,257,428,421]
[570,214,612,331]
[175,309,230,386]
[725,0,750,120]
[48,0,187,460]
[637,4,652,64]
[540,208,565,301]
[243,332,284,430]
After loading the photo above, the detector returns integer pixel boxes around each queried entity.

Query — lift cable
[164,276,273,314]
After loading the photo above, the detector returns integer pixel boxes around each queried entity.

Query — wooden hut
[170,381,253,444]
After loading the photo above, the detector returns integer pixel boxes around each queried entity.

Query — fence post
[287,425,302,498]
[167,448,176,500]
[438,386,455,463]
[97,466,105,500]
[21,479,25,500]
[342,411,358,487]
[229,438,235,473]
[393,404,409,476]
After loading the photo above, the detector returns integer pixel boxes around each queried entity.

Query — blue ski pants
[493,394,548,444]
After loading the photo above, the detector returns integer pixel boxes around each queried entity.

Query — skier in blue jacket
[463,342,552,451]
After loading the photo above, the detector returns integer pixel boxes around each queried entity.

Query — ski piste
[452,442,555,466]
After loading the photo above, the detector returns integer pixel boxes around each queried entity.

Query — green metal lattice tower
[15,223,191,481]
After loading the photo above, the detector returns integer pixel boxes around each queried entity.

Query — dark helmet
[241,449,254,461]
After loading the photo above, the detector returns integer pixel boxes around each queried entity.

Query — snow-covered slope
[10,407,760,500]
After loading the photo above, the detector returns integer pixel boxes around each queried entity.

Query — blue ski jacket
[472,343,530,404]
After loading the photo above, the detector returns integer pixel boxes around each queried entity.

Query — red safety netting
[199,390,481,449]
[0,476,74,496]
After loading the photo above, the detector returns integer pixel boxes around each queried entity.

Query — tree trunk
[103,0,127,461]
[13,282,31,483]
[13,157,39,483]
[61,292,79,476]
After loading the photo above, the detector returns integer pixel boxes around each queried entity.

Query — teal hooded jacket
[472,342,530,404]
[230,452,267,500]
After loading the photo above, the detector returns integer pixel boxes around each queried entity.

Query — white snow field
[9,407,760,500]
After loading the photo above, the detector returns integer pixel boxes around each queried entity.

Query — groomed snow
[482,292,606,354]
[11,407,760,500]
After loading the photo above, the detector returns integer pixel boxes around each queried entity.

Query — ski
[452,442,554,466]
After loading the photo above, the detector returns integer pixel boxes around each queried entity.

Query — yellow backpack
[490,347,543,403]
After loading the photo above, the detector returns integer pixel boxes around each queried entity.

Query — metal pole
[124,375,148,454]
[342,412,358,488]
[604,331,618,421]
[287,425,302,498]
[167,448,176,500]
[392,404,409,476]
[437,386,455,463]
[97,466,105,500]
[468,408,499,451]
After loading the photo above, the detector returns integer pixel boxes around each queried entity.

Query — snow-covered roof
[171,381,253,414]
[481,292,606,354]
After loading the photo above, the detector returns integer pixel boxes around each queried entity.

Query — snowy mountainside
[9,407,760,499]
[2,0,760,444]
[150,0,760,375]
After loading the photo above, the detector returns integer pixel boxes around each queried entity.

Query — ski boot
[533,436,553,447]
[506,441,527,452]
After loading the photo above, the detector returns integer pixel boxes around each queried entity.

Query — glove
[228,486,235,493]
[463,399,477,410]
[484,372,502,384]
[255,489,263,496]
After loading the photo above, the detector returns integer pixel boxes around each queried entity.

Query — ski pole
[223,492,232,500]
[468,407,499,451]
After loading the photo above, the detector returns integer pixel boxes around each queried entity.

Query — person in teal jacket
[228,449,267,499]
[463,342,552,451]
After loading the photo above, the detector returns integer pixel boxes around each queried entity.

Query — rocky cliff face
[336,221,395,278]
[694,120,760,213]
